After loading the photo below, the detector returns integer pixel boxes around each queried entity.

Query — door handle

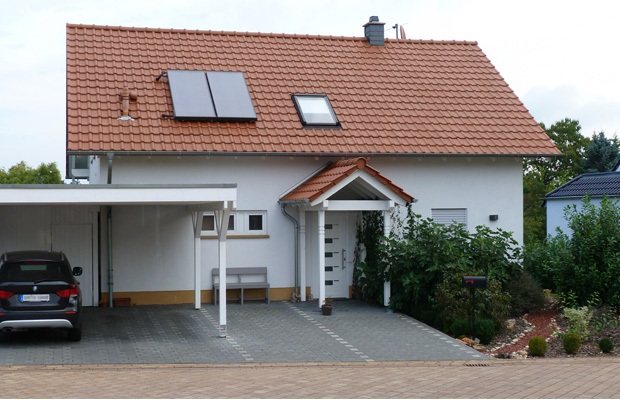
[342,249,346,268]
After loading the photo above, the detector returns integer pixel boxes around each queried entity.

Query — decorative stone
[506,319,516,330]
[473,344,487,352]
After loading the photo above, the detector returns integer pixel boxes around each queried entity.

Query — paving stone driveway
[0,300,484,365]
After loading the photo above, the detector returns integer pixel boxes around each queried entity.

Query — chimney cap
[363,15,385,27]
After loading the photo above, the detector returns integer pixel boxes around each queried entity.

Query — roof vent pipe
[363,16,386,46]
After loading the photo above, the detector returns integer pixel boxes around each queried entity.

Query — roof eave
[66,150,563,158]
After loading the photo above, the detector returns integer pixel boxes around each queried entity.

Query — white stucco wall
[91,155,524,296]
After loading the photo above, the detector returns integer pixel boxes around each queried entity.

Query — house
[0,17,559,332]
[545,170,620,235]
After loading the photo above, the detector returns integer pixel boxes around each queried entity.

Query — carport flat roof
[0,184,237,206]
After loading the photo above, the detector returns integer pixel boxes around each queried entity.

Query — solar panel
[167,70,216,120]
[206,71,257,121]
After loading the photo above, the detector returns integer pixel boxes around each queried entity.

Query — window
[431,208,468,228]
[165,70,257,122]
[201,211,267,237]
[292,94,340,127]
[201,214,235,232]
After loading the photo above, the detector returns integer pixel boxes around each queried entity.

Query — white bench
[212,267,270,305]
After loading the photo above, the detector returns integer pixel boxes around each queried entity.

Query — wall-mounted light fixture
[489,215,499,221]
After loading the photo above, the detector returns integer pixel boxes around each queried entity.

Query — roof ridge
[65,23,478,45]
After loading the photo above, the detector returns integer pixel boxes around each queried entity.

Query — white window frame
[201,210,268,238]
[291,94,340,127]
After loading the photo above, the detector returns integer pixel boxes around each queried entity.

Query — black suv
[0,250,83,341]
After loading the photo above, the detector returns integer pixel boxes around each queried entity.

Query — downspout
[107,152,114,308]
[280,204,299,298]
[107,152,114,185]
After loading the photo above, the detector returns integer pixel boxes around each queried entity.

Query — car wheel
[67,326,82,342]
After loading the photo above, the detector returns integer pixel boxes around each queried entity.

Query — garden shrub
[562,332,582,354]
[353,211,386,305]
[419,309,441,329]
[598,337,614,353]
[561,306,593,337]
[591,306,620,332]
[528,336,547,357]
[524,195,620,307]
[433,273,510,330]
[449,319,470,337]
[523,234,571,293]
[354,205,521,339]
[505,270,546,315]
[475,318,497,345]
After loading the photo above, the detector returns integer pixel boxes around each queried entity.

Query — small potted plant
[321,297,333,315]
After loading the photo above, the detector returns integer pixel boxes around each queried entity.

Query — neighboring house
[545,171,620,235]
[0,17,559,331]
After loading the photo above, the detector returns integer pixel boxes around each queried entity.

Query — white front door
[324,213,348,298]
[52,224,94,306]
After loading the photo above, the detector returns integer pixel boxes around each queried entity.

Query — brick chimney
[363,16,385,46]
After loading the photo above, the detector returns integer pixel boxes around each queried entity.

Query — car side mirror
[72,267,83,276]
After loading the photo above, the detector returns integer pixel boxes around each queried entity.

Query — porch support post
[215,202,232,337]
[299,209,307,301]
[192,212,204,310]
[383,209,392,308]
[318,210,326,308]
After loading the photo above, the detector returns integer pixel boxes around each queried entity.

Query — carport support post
[216,204,232,337]
[299,210,306,301]
[192,212,204,310]
[318,210,326,308]
[383,209,391,308]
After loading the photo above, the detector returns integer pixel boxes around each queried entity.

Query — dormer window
[292,94,340,128]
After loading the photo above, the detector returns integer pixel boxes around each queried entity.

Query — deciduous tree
[523,118,590,244]
[0,161,63,184]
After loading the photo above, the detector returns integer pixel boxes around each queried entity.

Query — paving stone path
[0,300,482,365]
[2,358,620,398]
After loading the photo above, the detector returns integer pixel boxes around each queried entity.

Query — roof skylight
[292,94,340,128]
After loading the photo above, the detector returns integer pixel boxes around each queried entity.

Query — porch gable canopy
[279,157,414,210]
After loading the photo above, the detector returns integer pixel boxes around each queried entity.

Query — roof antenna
[392,23,407,39]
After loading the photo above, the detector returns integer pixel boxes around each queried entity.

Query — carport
[0,184,236,333]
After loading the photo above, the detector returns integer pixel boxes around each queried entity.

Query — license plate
[20,294,50,302]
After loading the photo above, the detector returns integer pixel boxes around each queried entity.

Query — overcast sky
[1,0,619,176]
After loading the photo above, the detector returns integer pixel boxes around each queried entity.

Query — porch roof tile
[279,157,414,203]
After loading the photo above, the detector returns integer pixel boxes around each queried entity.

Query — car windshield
[0,262,69,283]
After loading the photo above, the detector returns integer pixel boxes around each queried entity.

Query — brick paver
[1,359,619,398]
[0,301,482,365]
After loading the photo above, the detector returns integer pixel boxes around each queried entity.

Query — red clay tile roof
[279,157,414,203]
[66,24,561,157]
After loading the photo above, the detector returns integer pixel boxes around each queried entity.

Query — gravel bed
[484,303,620,359]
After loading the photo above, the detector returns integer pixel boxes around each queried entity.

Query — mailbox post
[462,276,487,341]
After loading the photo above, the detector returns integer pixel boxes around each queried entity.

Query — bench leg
[267,287,270,304]
[241,288,244,305]
[214,288,217,305]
